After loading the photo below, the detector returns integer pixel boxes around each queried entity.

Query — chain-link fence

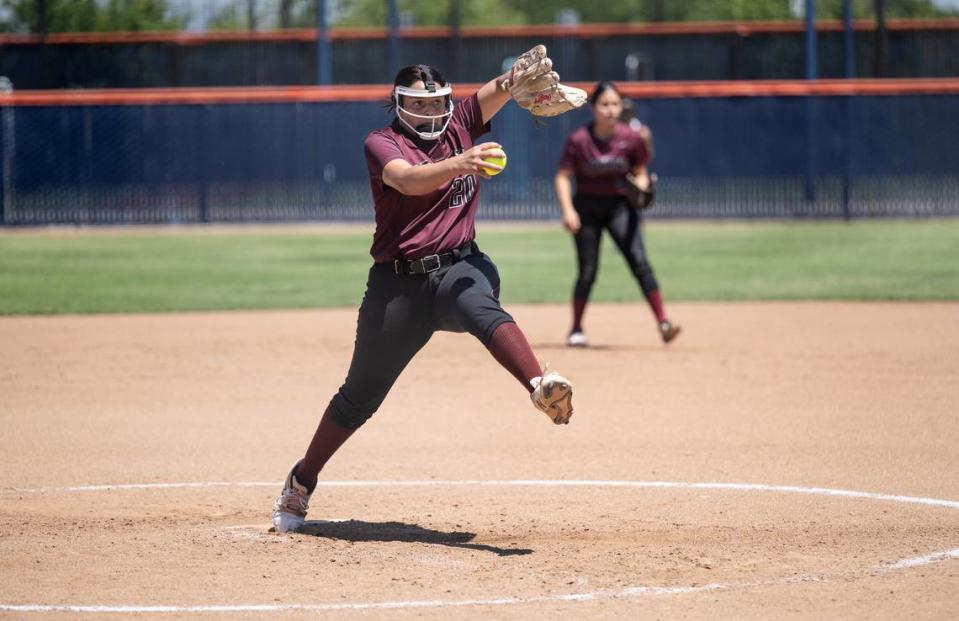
[3,25,958,89]
[1,1,956,224]
[3,1,959,88]
[2,91,956,226]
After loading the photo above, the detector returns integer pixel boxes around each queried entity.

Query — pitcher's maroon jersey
[558,122,649,198]
[364,93,491,262]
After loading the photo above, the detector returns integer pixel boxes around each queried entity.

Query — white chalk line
[2,550,958,615]
[2,480,958,614]
[886,547,959,569]
[5,479,959,511]
[4,481,278,493]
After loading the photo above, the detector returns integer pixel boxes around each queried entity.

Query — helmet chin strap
[394,84,454,141]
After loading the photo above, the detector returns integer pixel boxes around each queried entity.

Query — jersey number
[449,175,476,209]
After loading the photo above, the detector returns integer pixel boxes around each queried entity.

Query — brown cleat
[660,320,681,344]
[530,365,574,425]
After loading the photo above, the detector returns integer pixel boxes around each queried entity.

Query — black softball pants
[572,194,659,301]
[327,242,514,430]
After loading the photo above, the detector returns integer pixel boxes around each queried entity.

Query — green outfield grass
[1,220,957,315]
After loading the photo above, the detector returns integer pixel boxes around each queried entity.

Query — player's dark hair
[589,81,623,105]
[386,64,449,112]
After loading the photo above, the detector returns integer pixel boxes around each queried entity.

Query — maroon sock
[571,297,588,333]
[295,404,358,492]
[646,288,667,323]
[485,321,543,393]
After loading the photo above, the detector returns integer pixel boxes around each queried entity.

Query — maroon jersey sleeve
[450,93,491,142]
[364,131,406,187]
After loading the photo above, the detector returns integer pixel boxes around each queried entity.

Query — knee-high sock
[571,297,588,333]
[295,404,358,492]
[486,321,543,393]
[646,288,667,323]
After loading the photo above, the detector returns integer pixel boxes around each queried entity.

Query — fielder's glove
[625,172,657,210]
[501,45,587,117]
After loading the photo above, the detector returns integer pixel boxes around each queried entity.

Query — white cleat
[530,365,574,425]
[566,331,588,348]
[271,463,311,533]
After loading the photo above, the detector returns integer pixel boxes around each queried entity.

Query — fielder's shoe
[272,462,311,533]
[566,331,588,348]
[659,320,681,344]
[531,365,574,425]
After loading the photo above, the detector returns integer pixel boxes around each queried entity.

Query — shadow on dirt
[530,342,653,352]
[298,519,533,557]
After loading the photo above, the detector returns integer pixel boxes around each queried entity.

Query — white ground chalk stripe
[1,479,958,614]
[0,580,895,613]
[1,549,957,616]
[4,481,278,493]
[5,480,959,511]
[883,547,959,570]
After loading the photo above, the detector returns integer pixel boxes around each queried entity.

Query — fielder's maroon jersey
[558,122,649,198]
[364,93,490,262]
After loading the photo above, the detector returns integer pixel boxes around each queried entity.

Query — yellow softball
[481,151,507,176]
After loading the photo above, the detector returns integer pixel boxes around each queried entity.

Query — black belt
[392,241,476,275]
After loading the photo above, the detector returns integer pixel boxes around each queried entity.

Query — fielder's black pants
[328,242,514,430]
[572,194,659,301]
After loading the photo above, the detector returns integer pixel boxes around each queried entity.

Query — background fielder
[554,81,680,348]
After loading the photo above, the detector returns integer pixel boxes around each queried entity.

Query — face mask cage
[394,84,454,140]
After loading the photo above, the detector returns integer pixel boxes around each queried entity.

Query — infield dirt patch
[1,302,958,619]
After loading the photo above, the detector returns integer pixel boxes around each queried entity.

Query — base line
[2,479,957,614]
[6,479,959,511]
[2,549,958,614]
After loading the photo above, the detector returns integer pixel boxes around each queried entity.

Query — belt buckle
[420,254,441,273]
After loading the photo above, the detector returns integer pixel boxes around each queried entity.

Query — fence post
[198,105,209,223]
[247,0,257,31]
[387,0,400,81]
[874,0,888,77]
[842,0,854,220]
[804,0,817,206]
[449,0,462,81]
[316,0,331,85]
[0,77,11,226]
[0,92,3,226]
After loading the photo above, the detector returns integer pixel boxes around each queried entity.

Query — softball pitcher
[272,47,586,532]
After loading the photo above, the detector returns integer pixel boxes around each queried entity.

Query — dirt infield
[1,302,957,619]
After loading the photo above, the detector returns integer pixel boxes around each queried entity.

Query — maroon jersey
[364,93,490,262]
[558,122,649,198]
